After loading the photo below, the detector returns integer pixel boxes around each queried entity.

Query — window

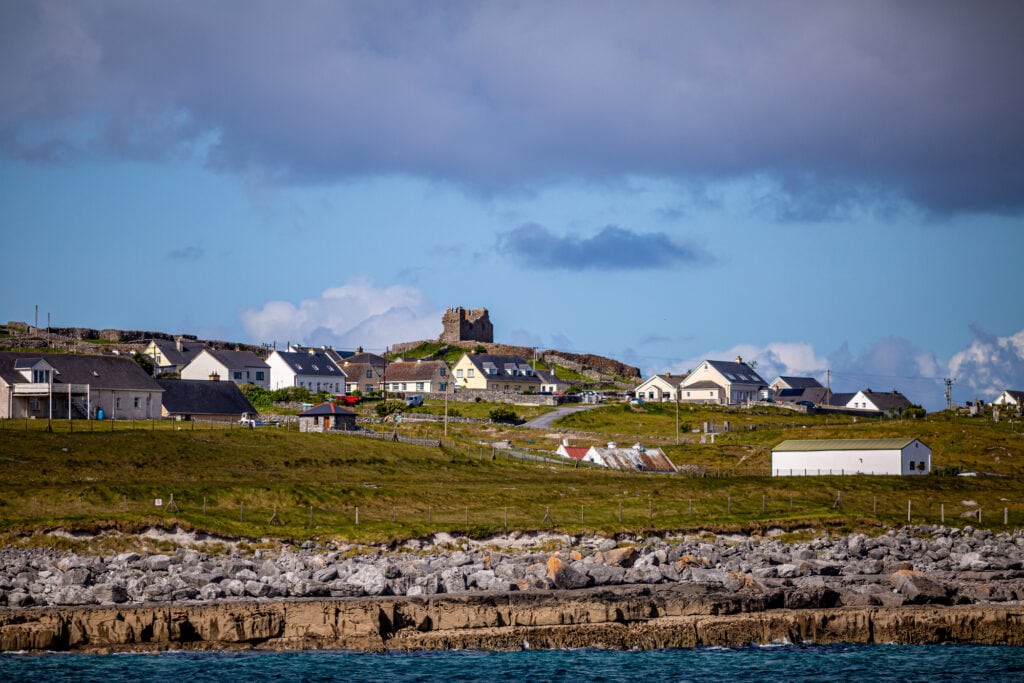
[456,369,463,378]
[468,369,475,378]
[234,371,243,380]
[366,384,373,392]
[909,461,915,470]
[416,382,424,391]
[32,369,50,383]
[29,398,39,410]
[366,370,372,378]
[134,397,140,409]
[439,382,447,391]
[440,368,446,376]
[256,371,265,381]
[312,365,319,371]
[115,397,121,409]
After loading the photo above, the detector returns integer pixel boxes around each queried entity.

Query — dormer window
[32,369,51,383]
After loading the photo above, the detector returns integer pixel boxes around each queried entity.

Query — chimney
[308,348,315,355]
[356,346,363,353]
[607,441,617,449]
[209,371,220,382]
[175,336,183,353]
[736,355,743,364]
[562,438,570,447]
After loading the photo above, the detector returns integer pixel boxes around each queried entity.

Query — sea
[2,645,1024,682]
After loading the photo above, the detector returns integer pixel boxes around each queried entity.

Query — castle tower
[440,307,493,343]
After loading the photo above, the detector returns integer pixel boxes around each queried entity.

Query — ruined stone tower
[440,307,493,343]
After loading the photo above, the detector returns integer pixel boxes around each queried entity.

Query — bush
[489,406,519,424]
[376,400,406,417]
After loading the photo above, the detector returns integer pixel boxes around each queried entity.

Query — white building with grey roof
[266,349,346,393]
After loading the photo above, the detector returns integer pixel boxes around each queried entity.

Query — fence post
[428,507,432,523]
[649,500,653,522]
[727,495,731,515]
[240,502,244,522]
[873,496,877,514]
[618,502,622,523]
[393,506,397,523]
[580,505,584,525]
[465,506,469,525]
[1005,507,1009,525]
[941,503,944,524]
[762,495,766,514]
[907,499,911,522]
[309,505,314,526]
[203,496,207,514]
[355,506,360,526]
[504,507,508,528]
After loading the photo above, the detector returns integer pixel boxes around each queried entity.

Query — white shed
[771,438,931,476]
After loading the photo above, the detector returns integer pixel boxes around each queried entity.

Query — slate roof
[344,352,387,367]
[823,392,855,406]
[149,339,207,367]
[462,354,540,383]
[685,380,723,390]
[341,362,381,383]
[860,390,914,411]
[288,345,354,365]
[703,360,767,385]
[273,351,345,378]
[588,445,677,473]
[0,351,162,391]
[535,369,569,387]
[775,386,830,404]
[774,376,823,390]
[205,349,269,369]
[299,402,357,417]
[773,438,923,452]
[157,379,256,416]
[999,389,1024,403]
[384,360,449,383]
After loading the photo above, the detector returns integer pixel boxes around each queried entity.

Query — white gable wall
[772,440,931,476]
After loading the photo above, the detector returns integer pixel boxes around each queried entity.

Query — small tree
[376,400,406,417]
[132,352,155,376]
[489,406,519,424]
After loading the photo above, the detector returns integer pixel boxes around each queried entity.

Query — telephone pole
[944,377,955,412]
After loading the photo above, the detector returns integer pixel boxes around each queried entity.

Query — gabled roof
[149,339,207,367]
[773,438,923,452]
[999,389,1024,401]
[299,402,357,416]
[684,380,723,390]
[203,348,269,369]
[0,351,162,392]
[823,392,855,406]
[638,373,686,389]
[775,386,830,404]
[702,359,767,385]
[561,446,589,460]
[858,389,913,411]
[588,445,677,473]
[460,354,540,382]
[385,360,448,382]
[344,352,387,367]
[341,362,381,381]
[157,379,256,416]
[535,369,569,386]
[287,345,354,365]
[272,350,345,378]
[773,376,823,390]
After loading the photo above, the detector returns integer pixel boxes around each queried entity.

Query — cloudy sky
[2,1,1023,410]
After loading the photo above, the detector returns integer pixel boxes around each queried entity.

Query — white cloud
[948,326,1024,401]
[238,278,442,352]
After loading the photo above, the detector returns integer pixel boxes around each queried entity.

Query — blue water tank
[97,408,104,420]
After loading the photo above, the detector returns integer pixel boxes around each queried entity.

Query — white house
[266,349,347,394]
[846,389,913,415]
[583,442,677,473]
[679,357,767,406]
[635,373,687,401]
[771,438,931,476]
[181,349,270,389]
[993,390,1024,406]
[536,369,571,394]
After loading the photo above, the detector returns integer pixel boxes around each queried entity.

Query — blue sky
[2,1,1023,410]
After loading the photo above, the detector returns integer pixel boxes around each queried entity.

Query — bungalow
[266,349,347,394]
[536,369,571,394]
[298,402,357,433]
[769,376,824,393]
[771,438,931,476]
[679,358,767,406]
[451,353,541,393]
[635,373,688,402]
[846,389,913,415]
[181,349,271,389]
[993,390,1024,407]
[382,359,450,394]
[157,378,256,422]
[142,337,207,374]
[341,352,387,395]
[555,441,590,461]
[769,376,829,406]
[582,442,677,473]
[0,351,163,420]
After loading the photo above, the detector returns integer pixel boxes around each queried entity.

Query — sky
[1,1,1023,411]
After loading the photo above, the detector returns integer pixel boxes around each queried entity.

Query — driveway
[520,404,602,430]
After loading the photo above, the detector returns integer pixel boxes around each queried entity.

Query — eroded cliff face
[2,585,1022,653]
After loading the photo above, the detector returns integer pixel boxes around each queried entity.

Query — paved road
[520,404,602,430]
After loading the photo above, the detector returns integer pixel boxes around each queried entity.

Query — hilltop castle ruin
[440,307,493,344]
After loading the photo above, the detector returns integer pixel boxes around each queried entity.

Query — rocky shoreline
[2,525,1024,652]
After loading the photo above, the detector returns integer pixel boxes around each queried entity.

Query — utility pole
[675,380,680,445]
[826,369,831,404]
[944,378,956,412]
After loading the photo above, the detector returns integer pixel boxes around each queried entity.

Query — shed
[157,378,256,421]
[771,438,931,476]
[298,402,357,433]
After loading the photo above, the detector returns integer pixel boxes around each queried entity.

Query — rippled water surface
[3,644,1024,682]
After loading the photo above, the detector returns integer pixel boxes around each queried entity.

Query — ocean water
[2,645,1024,682]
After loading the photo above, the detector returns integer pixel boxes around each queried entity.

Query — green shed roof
[772,438,924,452]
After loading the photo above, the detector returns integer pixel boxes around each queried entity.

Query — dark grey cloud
[3,1,1024,216]
[498,223,709,270]
[166,245,204,262]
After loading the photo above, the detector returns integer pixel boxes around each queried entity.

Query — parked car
[336,395,361,406]
[404,394,424,407]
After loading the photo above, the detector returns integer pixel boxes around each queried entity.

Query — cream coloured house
[452,353,541,393]
[678,357,766,406]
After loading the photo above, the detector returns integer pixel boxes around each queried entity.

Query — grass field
[0,402,1022,551]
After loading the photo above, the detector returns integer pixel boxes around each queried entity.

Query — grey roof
[860,390,914,411]
[288,345,354,365]
[273,351,345,378]
[462,354,541,383]
[149,339,207,367]
[775,386,830,404]
[823,392,855,406]
[205,349,269,369]
[589,445,677,473]
[774,376,823,390]
[1000,389,1024,401]
[343,352,387,367]
[773,438,923,452]
[685,380,723,390]
[702,360,767,385]
[157,379,256,416]
[299,402,356,417]
[535,369,568,386]
[0,351,162,392]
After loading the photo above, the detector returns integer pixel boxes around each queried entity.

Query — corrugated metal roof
[773,438,922,452]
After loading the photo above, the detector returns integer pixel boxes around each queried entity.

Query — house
[285,343,354,366]
[678,358,767,406]
[266,349,347,394]
[769,376,824,393]
[536,369,571,394]
[846,389,914,415]
[382,359,450,394]
[157,378,257,422]
[769,376,829,406]
[339,351,388,395]
[451,353,541,393]
[635,373,687,402]
[0,351,163,420]
[993,390,1024,407]
[582,442,677,473]
[180,349,270,389]
[822,392,855,407]
[771,438,932,476]
[298,402,357,433]
[555,440,590,461]
[142,337,207,374]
